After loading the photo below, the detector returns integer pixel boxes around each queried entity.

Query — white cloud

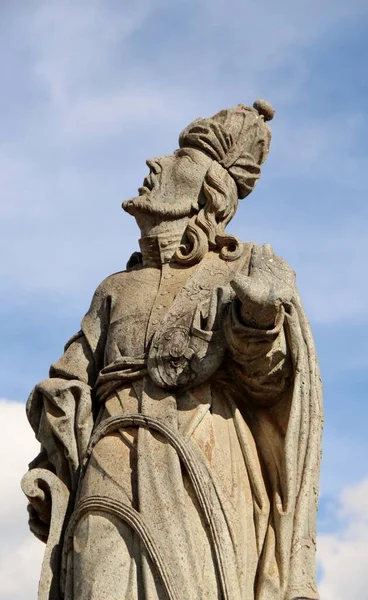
[58,87,198,139]
[30,0,151,106]
[25,0,178,140]
[0,399,43,600]
[318,477,368,599]
[21,0,368,141]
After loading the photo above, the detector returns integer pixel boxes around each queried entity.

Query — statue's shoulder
[92,259,146,299]
[92,269,131,299]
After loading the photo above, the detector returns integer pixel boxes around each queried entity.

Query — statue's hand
[27,493,51,543]
[230,244,295,328]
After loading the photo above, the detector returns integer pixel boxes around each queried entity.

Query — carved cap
[179,99,274,199]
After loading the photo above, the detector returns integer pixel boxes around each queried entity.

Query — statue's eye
[175,149,193,162]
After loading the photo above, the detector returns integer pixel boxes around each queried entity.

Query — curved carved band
[78,414,242,600]
[62,496,181,600]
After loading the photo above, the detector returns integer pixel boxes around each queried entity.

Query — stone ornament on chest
[147,244,253,390]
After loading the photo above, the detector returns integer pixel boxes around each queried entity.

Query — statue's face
[123,147,212,218]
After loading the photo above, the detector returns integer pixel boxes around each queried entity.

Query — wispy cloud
[0,400,43,600]
[318,476,368,599]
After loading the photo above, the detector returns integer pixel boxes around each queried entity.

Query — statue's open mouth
[138,173,155,195]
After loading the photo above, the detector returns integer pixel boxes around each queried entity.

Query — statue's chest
[105,264,196,362]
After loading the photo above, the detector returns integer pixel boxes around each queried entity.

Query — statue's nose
[146,159,161,174]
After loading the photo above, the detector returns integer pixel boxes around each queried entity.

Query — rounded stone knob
[253,99,275,121]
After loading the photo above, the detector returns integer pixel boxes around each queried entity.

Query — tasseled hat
[179,99,274,199]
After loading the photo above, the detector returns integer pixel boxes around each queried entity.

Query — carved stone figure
[22,100,322,600]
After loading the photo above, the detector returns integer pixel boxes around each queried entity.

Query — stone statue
[22,100,322,600]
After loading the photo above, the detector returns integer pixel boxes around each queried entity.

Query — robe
[26,241,322,600]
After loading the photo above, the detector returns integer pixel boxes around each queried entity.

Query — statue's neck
[136,215,189,268]
[135,213,189,236]
[138,231,184,268]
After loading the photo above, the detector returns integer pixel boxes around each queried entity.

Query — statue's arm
[225,298,290,403]
[25,280,111,540]
[225,244,294,403]
[49,277,112,384]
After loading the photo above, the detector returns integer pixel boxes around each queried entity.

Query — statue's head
[123,99,274,264]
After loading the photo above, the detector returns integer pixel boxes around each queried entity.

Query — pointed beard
[122,195,195,218]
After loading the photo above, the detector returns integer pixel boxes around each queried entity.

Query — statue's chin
[122,197,141,215]
[121,196,156,216]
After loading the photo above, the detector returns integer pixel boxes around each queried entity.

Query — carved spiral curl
[215,234,243,261]
[175,221,209,266]
[175,162,240,265]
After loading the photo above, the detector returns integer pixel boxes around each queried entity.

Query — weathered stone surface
[23,100,322,599]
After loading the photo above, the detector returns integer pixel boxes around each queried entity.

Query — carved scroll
[21,468,70,600]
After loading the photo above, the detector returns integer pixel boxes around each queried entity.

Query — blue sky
[0,1,368,597]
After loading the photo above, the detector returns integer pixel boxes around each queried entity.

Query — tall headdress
[179,99,274,199]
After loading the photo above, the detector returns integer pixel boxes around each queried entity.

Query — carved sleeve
[26,282,111,491]
[224,298,291,404]
[50,280,111,384]
[48,332,95,384]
